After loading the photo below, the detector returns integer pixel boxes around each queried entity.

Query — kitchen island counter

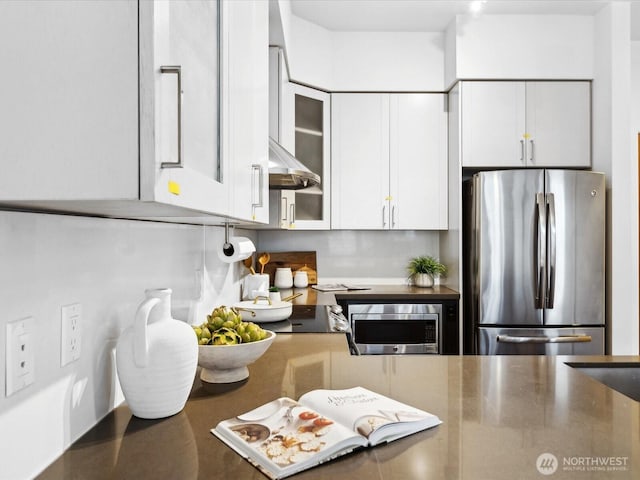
[38,334,640,479]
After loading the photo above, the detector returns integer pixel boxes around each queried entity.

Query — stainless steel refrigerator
[463,169,606,355]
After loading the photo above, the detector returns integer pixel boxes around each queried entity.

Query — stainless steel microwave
[348,303,441,355]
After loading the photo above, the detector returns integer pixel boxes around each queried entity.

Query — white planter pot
[414,273,434,288]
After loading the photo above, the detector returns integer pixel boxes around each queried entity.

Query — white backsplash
[0,211,253,479]
[257,230,441,283]
[0,211,439,478]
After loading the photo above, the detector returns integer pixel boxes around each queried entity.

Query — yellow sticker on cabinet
[385,195,393,201]
[523,133,531,139]
[168,181,181,195]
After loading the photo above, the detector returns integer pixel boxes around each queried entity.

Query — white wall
[331,31,444,91]
[593,2,639,355]
[444,19,457,90]
[439,83,462,292]
[0,211,251,479]
[257,230,441,284]
[282,10,594,92]
[287,13,334,89]
[633,41,640,137]
[452,14,594,83]
[281,7,445,91]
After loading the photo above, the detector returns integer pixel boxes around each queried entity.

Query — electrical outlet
[61,303,82,366]
[5,317,35,396]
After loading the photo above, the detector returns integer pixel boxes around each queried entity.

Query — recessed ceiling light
[469,0,488,14]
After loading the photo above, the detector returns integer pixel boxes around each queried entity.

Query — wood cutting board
[259,251,317,285]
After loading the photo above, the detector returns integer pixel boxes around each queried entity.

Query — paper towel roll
[217,236,256,263]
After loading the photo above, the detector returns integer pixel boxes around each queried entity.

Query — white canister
[242,274,270,299]
[274,267,293,289]
[293,270,309,288]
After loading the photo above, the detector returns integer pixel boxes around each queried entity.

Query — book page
[212,397,367,479]
[298,387,441,446]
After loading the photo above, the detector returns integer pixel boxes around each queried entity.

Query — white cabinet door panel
[331,94,390,229]
[390,94,448,230]
[461,82,526,168]
[147,0,228,215]
[525,81,591,168]
[0,0,139,201]
[225,0,269,223]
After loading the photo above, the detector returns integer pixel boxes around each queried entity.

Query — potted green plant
[407,256,446,288]
[268,286,281,302]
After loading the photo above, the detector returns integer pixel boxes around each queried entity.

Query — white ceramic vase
[116,288,198,419]
[414,273,434,288]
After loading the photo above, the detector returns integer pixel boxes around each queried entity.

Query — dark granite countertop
[38,334,640,479]
[280,284,460,306]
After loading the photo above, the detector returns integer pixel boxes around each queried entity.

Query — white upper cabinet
[0,0,268,224]
[224,0,269,223]
[460,82,525,168]
[269,47,331,230]
[331,94,390,229]
[141,0,227,217]
[331,93,447,230]
[524,82,591,168]
[286,83,331,229]
[461,81,591,168]
[390,94,448,230]
[0,1,140,211]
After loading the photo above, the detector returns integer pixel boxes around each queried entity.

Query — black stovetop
[256,304,347,334]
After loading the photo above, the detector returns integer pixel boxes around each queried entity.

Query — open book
[211,386,441,480]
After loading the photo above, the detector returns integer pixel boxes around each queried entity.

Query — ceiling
[290,0,640,40]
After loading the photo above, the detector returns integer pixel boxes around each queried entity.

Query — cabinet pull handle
[382,205,387,228]
[391,205,396,228]
[534,193,546,309]
[529,139,535,163]
[546,193,556,309]
[520,139,525,163]
[251,164,264,208]
[160,65,183,168]
[290,203,296,227]
[281,196,288,224]
[497,334,592,344]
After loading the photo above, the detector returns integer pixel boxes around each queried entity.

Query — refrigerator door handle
[534,193,546,309]
[546,193,556,309]
[497,334,592,344]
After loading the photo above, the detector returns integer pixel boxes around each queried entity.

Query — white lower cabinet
[331,93,448,230]
[0,0,268,225]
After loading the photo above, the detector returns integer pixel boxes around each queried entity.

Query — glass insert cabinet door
[285,83,331,229]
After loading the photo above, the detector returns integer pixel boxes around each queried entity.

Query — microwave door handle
[534,193,546,309]
[546,193,556,308]
[497,334,592,344]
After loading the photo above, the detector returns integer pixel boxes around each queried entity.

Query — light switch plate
[5,317,35,396]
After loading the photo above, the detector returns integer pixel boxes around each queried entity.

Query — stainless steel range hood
[268,137,321,190]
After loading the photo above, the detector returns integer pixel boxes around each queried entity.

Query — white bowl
[197,330,276,384]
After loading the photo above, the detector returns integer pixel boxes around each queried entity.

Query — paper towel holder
[222,221,234,257]
[221,221,256,261]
